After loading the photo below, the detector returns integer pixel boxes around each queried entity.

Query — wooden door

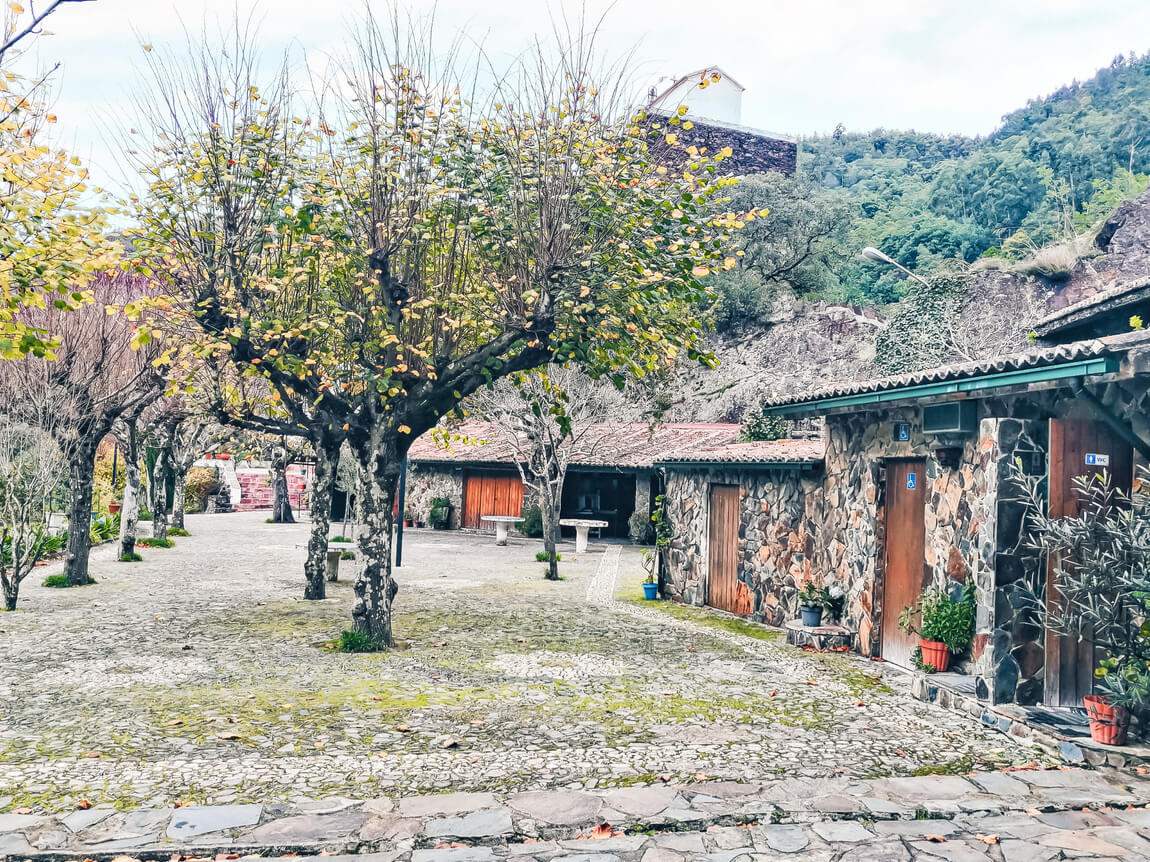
[708,485,751,614]
[882,460,927,668]
[462,471,524,529]
[1046,418,1134,706]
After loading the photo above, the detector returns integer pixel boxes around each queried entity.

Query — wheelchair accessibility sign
[906,472,917,490]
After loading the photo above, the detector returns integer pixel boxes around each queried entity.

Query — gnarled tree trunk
[270,447,295,524]
[64,442,99,586]
[350,431,401,647]
[304,441,338,600]
[151,447,169,542]
[170,471,188,530]
[119,421,142,558]
[540,472,564,581]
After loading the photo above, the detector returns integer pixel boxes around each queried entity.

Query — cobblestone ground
[0,512,1054,814]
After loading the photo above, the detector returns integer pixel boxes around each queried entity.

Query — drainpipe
[395,455,407,568]
[1075,385,1150,461]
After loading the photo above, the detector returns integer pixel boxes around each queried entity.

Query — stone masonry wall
[405,464,464,529]
[662,467,817,624]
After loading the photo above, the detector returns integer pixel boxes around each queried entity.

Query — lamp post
[860,246,931,288]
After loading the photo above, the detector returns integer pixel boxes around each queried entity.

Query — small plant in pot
[798,582,831,627]
[403,505,414,528]
[641,549,658,599]
[898,583,975,673]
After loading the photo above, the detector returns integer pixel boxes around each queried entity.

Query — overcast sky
[21,0,1150,191]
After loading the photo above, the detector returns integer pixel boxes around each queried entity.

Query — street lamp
[860,246,931,287]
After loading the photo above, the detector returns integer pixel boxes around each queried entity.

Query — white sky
[20,0,1150,192]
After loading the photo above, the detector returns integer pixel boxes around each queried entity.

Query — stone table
[480,515,524,546]
[294,541,356,582]
[558,518,609,553]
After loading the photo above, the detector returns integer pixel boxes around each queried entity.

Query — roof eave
[655,459,822,471]
[763,356,1122,417]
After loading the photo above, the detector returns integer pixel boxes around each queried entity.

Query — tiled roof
[762,329,1150,412]
[1033,276,1150,336]
[407,422,742,470]
[657,439,824,467]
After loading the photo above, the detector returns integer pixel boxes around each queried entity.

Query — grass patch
[42,574,95,588]
[336,629,383,653]
[119,552,143,562]
[168,527,191,537]
[632,597,781,642]
[331,535,353,543]
[535,551,562,562]
[137,537,174,548]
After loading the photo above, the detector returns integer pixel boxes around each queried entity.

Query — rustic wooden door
[1046,418,1134,706]
[708,484,751,614]
[462,471,524,529]
[882,460,927,668]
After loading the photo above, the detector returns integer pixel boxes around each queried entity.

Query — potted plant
[898,584,976,673]
[428,497,453,530]
[641,550,658,599]
[798,582,830,627]
[403,505,415,528]
[1021,467,1150,745]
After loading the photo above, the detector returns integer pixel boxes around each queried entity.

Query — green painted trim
[763,357,1121,416]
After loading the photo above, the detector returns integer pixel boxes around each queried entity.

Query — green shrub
[89,514,120,544]
[119,552,143,562]
[138,511,153,522]
[168,527,191,537]
[627,510,655,545]
[740,405,789,442]
[428,497,452,529]
[340,551,355,560]
[519,505,543,538]
[331,535,353,543]
[535,551,561,562]
[43,574,95,587]
[336,630,382,653]
[137,537,174,549]
[185,467,221,514]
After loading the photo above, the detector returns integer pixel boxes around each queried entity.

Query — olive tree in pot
[898,583,976,673]
[1022,467,1150,745]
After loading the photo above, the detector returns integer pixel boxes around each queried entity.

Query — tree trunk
[304,443,337,600]
[270,457,295,523]
[170,470,188,531]
[119,424,141,558]
[542,491,561,580]
[64,443,98,586]
[2,570,18,611]
[151,449,169,542]
[351,433,400,647]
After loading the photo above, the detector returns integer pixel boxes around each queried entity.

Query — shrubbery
[519,505,543,537]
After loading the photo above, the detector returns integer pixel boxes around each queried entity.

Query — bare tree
[0,273,163,584]
[472,366,628,579]
[169,417,225,531]
[0,390,70,609]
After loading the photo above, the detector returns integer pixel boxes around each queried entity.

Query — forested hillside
[684,52,1150,425]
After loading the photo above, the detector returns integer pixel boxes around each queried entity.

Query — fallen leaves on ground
[924,834,947,842]
[76,799,92,810]
[976,834,999,845]
[396,724,411,732]
[216,732,241,741]
[442,738,458,748]
[579,823,621,840]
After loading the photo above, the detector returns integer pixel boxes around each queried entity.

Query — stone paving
[2,510,1127,860]
[2,765,1150,859]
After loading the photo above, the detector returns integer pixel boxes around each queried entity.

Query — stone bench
[295,542,357,582]
[784,619,855,651]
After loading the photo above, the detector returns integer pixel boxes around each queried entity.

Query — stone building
[645,66,797,176]
[405,422,740,538]
[660,283,1150,709]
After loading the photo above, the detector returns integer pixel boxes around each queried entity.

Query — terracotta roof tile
[657,438,823,466]
[408,422,742,470]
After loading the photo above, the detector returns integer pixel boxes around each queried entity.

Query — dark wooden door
[708,485,750,614]
[1046,418,1134,706]
[462,471,524,529]
[883,460,927,668]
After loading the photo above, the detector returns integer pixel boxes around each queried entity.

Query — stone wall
[405,464,464,529]
[661,467,817,625]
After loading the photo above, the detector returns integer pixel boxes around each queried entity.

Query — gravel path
[0,512,1052,813]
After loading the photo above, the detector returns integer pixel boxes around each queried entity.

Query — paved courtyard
[0,511,1057,815]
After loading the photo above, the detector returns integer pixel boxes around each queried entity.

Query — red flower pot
[108,502,122,514]
[919,638,951,672]
[1084,695,1129,746]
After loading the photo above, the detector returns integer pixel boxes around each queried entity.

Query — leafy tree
[132,14,744,646]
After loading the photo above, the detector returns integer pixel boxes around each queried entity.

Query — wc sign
[1085,453,1110,466]
[906,472,917,490]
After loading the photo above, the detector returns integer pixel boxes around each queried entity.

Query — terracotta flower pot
[1084,695,1130,746]
[108,502,122,514]
[919,638,951,672]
